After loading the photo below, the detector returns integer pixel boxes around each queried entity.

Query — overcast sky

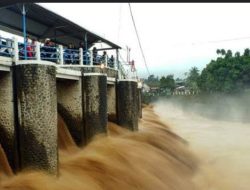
[37,3,250,78]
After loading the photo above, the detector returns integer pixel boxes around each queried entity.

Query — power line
[128,3,150,76]
[173,36,250,47]
[207,36,250,44]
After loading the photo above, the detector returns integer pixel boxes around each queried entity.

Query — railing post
[59,45,63,65]
[12,37,18,63]
[116,58,119,70]
[35,41,41,60]
[79,48,83,65]
[90,50,93,66]
[6,39,12,54]
[118,61,122,79]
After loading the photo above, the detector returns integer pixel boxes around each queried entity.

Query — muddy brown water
[0,102,249,189]
[155,100,250,190]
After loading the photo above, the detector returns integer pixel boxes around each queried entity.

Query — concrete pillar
[14,61,57,174]
[0,70,18,171]
[57,79,85,146]
[116,80,138,131]
[82,73,107,142]
[107,84,116,122]
[137,87,142,119]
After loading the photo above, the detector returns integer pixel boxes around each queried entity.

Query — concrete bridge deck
[0,59,117,84]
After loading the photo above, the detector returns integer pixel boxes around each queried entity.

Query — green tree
[244,48,250,56]
[199,48,250,94]
[216,49,221,55]
[145,74,160,87]
[160,75,175,91]
[225,50,233,59]
[221,49,226,56]
[186,67,200,92]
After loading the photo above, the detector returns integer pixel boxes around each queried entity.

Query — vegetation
[185,67,200,92]
[199,48,250,94]
[143,47,250,104]
[144,75,160,87]
[159,75,175,91]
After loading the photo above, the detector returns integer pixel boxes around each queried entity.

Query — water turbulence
[0,106,200,190]
[155,99,250,190]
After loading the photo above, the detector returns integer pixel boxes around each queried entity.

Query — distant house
[175,79,185,88]
[174,85,190,94]
[149,86,160,93]
[175,86,185,91]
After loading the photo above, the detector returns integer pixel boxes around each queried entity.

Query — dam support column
[116,80,138,131]
[15,61,57,174]
[82,73,107,143]
[137,87,142,119]
[0,70,18,171]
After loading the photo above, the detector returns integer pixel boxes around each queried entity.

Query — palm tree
[221,49,226,56]
[216,49,221,55]
[226,50,233,58]
[244,48,250,56]
[235,52,240,58]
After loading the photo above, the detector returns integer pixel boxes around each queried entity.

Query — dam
[0,3,142,174]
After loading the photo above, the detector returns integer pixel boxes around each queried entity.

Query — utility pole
[22,4,27,60]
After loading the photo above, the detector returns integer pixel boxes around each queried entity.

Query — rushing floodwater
[155,100,250,190]
[0,101,249,189]
[0,106,198,190]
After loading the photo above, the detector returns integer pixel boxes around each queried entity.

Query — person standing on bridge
[101,51,107,65]
[93,47,98,65]
[109,55,114,68]
[25,37,33,59]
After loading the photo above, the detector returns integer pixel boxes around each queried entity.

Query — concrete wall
[117,80,138,131]
[82,74,107,142]
[60,66,118,78]
[57,79,85,146]
[0,70,18,171]
[15,63,57,174]
[107,84,116,122]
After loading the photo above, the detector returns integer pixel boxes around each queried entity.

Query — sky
[4,3,250,79]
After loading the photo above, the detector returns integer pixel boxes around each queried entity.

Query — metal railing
[0,36,14,57]
[40,45,59,63]
[0,36,129,79]
[18,42,37,60]
[63,47,80,64]
[2,37,118,69]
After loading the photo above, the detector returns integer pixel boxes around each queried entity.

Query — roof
[176,86,185,89]
[0,3,121,49]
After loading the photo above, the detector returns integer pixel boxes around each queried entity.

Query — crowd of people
[18,37,115,67]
